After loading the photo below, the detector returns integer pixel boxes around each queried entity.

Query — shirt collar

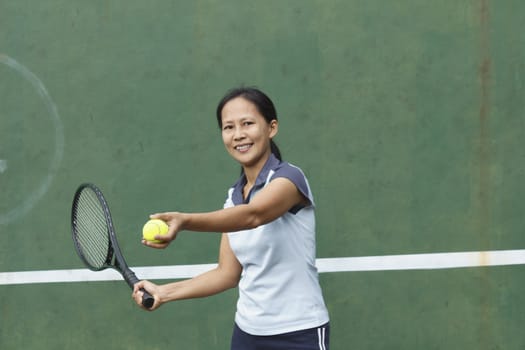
[231,154,281,205]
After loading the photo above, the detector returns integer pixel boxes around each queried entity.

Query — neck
[243,165,262,187]
[242,152,272,187]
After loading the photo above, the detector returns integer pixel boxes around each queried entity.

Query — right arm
[132,233,242,310]
[144,177,307,248]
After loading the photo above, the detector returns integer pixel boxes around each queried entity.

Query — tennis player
[132,86,330,350]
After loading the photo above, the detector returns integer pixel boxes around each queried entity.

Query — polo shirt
[224,154,329,335]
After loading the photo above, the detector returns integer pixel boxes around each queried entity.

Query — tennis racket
[71,183,154,309]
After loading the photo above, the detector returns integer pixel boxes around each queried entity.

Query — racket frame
[71,183,154,308]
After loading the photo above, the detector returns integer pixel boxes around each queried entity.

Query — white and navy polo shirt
[224,154,329,336]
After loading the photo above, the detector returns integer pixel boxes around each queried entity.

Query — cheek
[221,132,231,147]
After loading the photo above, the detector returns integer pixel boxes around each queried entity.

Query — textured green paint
[1,1,525,349]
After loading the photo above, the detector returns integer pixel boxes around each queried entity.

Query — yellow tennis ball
[142,219,169,243]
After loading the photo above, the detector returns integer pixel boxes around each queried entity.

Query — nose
[233,126,245,140]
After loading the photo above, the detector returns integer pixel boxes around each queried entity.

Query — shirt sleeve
[270,163,314,213]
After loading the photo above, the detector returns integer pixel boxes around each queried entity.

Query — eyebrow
[223,115,256,123]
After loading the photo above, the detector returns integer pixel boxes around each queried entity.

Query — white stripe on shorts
[317,326,326,350]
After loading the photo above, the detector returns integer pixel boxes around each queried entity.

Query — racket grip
[141,289,155,309]
[122,269,154,309]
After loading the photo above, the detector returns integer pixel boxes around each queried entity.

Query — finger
[149,212,167,220]
[154,226,176,243]
[132,289,143,304]
[166,224,178,239]
[142,239,169,249]
[154,235,170,243]
[133,280,147,293]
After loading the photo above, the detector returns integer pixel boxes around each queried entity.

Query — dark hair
[216,86,282,161]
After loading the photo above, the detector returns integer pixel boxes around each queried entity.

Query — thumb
[149,213,163,220]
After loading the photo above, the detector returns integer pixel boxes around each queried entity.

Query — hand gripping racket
[71,183,154,309]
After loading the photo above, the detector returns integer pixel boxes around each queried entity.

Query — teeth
[236,145,251,151]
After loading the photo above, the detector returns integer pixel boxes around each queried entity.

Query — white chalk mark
[0,160,6,173]
[1,249,525,285]
[0,54,64,225]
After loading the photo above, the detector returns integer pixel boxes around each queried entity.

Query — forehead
[221,97,262,122]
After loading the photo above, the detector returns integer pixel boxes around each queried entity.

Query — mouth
[234,143,253,153]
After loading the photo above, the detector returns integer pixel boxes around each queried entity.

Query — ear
[269,119,278,138]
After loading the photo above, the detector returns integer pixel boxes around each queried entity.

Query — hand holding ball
[142,219,169,243]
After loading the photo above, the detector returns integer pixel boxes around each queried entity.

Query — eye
[222,124,233,131]
[243,121,254,126]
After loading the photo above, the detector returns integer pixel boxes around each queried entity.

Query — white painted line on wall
[1,249,524,286]
[314,249,525,272]
[0,264,218,286]
[0,54,64,225]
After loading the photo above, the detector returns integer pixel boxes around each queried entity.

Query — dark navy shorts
[231,323,330,350]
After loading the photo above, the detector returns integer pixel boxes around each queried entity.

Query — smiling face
[220,96,278,171]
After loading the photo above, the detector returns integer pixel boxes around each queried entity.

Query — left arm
[132,233,241,310]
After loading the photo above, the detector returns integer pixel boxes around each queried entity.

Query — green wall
[1,1,525,349]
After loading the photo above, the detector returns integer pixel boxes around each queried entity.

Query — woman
[132,87,330,349]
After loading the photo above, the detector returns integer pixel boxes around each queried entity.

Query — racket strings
[73,189,111,269]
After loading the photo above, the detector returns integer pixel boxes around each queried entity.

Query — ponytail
[270,140,282,161]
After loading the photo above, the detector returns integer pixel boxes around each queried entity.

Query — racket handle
[122,269,155,309]
[140,288,155,309]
